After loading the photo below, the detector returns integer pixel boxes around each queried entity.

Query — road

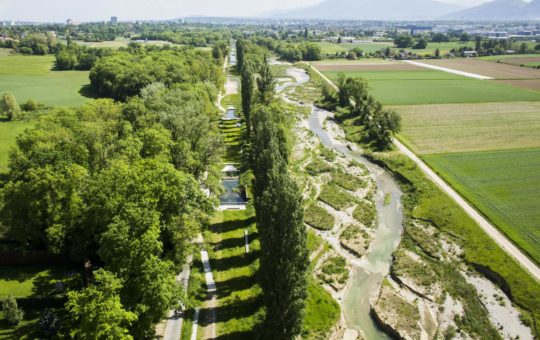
[309,62,540,283]
[404,60,494,80]
[163,259,192,340]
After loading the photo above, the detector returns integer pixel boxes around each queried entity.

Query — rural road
[163,258,192,340]
[404,60,494,80]
[308,62,540,283]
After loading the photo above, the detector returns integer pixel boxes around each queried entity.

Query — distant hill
[269,0,460,20]
[443,0,540,20]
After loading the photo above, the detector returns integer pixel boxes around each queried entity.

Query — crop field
[318,65,540,105]
[420,58,540,79]
[0,119,32,173]
[402,41,474,56]
[481,55,540,68]
[393,102,540,154]
[0,55,91,106]
[424,148,540,264]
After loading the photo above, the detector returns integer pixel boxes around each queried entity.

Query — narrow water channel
[277,64,404,339]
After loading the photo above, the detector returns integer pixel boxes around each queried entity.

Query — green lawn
[0,264,80,298]
[402,41,475,56]
[322,70,540,105]
[0,119,32,173]
[393,102,540,154]
[205,210,263,338]
[424,148,540,265]
[314,41,393,55]
[0,55,91,107]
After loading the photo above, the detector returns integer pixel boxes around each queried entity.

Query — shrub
[319,184,356,210]
[40,308,61,336]
[2,295,24,325]
[305,204,335,231]
[306,159,332,176]
[353,200,377,227]
[0,92,21,120]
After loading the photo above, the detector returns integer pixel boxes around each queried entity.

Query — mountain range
[270,0,540,21]
[444,0,540,20]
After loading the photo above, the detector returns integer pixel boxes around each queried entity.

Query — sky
[0,0,525,22]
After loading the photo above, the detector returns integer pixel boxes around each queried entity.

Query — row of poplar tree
[237,39,310,339]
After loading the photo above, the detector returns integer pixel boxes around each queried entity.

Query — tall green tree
[241,61,255,136]
[251,103,308,339]
[66,269,137,340]
[256,60,275,104]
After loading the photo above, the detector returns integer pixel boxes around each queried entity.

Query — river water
[277,65,404,339]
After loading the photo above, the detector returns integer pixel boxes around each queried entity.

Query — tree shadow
[210,250,259,273]
[78,84,99,99]
[216,275,258,299]
[210,232,259,250]
[198,294,263,326]
[210,217,256,234]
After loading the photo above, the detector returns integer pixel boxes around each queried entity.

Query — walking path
[309,62,540,283]
[404,60,494,80]
[163,260,192,340]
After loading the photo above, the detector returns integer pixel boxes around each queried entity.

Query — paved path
[310,62,540,283]
[404,60,494,80]
[163,257,192,340]
[394,139,540,282]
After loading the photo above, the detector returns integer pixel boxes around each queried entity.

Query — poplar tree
[251,104,308,339]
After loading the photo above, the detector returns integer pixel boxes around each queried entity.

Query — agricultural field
[420,58,540,79]
[0,54,91,107]
[66,37,186,49]
[424,148,540,264]
[317,61,540,105]
[313,41,474,57]
[393,102,540,154]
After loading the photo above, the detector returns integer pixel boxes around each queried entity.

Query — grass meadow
[0,119,32,173]
[0,54,91,107]
[313,41,474,57]
[424,148,540,265]
[321,69,540,105]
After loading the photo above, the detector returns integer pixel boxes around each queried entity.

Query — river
[277,64,404,339]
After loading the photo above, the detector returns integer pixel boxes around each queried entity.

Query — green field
[393,102,540,154]
[314,41,393,55]
[0,119,32,173]
[322,70,540,105]
[0,55,91,107]
[402,41,474,55]
[480,54,540,61]
[424,148,540,265]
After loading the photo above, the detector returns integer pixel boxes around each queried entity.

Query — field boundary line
[310,62,540,282]
[403,60,494,80]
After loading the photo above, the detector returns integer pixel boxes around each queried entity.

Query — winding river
[277,64,404,339]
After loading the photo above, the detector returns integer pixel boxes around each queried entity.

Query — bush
[330,170,365,192]
[353,200,377,227]
[39,308,61,336]
[21,98,39,112]
[2,295,24,325]
[0,91,21,120]
[305,204,335,231]
[319,184,356,210]
[306,159,332,176]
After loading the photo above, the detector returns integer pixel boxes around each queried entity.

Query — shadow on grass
[199,294,263,326]
[210,250,259,273]
[78,84,99,99]
[210,217,256,234]
[0,308,40,338]
[213,331,258,340]
[216,275,258,299]
[210,232,259,250]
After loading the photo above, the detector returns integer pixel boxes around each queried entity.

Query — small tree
[435,48,441,59]
[40,309,61,336]
[2,295,24,325]
[519,43,528,54]
[0,92,21,120]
